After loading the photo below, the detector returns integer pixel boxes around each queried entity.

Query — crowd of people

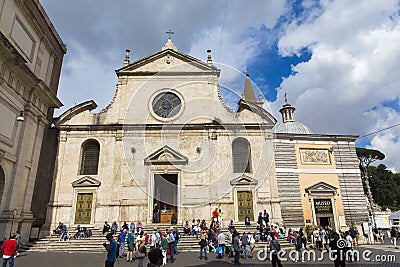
[48,209,400,267]
[373,226,400,247]
[100,219,182,266]
[52,221,93,241]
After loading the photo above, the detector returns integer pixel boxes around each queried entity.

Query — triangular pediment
[230,174,258,186]
[144,145,188,165]
[72,176,101,187]
[305,182,337,195]
[116,49,219,76]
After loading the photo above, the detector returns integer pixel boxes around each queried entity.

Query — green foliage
[356,147,385,167]
[305,225,314,239]
[368,164,400,211]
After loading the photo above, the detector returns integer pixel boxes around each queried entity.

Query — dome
[274,94,313,134]
[274,121,313,134]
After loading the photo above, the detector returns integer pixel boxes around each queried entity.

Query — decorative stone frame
[305,182,341,231]
[300,148,331,165]
[70,176,101,226]
[148,89,185,122]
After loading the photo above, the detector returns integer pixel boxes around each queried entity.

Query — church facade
[44,39,368,235]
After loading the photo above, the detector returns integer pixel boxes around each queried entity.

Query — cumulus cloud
[41,0,400,171]
[42,0,286,114]
[273,0,400,170]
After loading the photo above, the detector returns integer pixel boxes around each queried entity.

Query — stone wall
[333,142,369,224]
[274,141,305,228]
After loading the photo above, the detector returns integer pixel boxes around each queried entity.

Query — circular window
[152,92,182,119]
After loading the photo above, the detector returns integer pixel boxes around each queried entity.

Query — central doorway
[154,174,178,223]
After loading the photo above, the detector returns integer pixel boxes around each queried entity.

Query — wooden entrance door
[74,193,93,224]
[237,191,254,221]
[154,174,178,223]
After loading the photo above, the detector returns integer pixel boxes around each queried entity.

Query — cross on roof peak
[166,30,174,39]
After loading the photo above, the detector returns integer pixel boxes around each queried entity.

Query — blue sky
[41,0,400,171]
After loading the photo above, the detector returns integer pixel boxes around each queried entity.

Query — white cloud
[369,131,400,172]
[273,0,400,138]
[56,43,117,114]
[43,0,287,115]
[42,0,400,171]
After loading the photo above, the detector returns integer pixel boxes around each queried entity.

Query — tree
[368,164,400,211]
[355,148,385,216]
[356,148,385,169]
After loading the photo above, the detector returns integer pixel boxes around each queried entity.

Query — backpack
[127,233,134,244]
[199,238,207,247]
[349,228,356,238]
[173,231,180,242]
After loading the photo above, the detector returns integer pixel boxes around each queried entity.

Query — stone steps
[27,223,295,253]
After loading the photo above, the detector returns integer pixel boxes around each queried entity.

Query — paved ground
[12,244,400,267]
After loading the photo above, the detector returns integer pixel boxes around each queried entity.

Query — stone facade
[44,41,282,235]
[44,39,368,235]
[0,0,66,242]
[274,135,369,230]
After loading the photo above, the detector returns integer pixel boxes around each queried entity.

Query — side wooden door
[237,191,254,221]
[74,193,93,224]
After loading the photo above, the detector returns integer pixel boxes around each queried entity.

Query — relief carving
[300,149,330,164]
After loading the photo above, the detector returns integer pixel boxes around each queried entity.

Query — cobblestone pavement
[13,245,400,267]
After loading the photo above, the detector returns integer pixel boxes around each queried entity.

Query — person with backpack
[103,233,117,267]
[313,227,322,250]
[257,212,264,230]
[126,230,135,262]
[299,228,307,250]
[329,232,346,267]
[269,233,283,267]
[173,227,180,255]
[133,240,147,267]
[349,226,357,246]
[167,229,176,263]
[232,232,241,265]
[199,233,208,260]
[150,230,159,250]
[119,229,127,257]
[160,233,168,266]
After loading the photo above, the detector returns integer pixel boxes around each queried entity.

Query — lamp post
[9,209,17,238]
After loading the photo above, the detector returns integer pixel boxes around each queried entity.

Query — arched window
[0,166,4,206]
[80,139,100,175]
[232,138,251,173]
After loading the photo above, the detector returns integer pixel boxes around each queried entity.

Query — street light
[9,209,17,238]
[16,111,24,122]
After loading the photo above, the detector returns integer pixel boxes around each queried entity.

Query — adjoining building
[43,39,368,236]
[0,0,66,242]
[274,98,369,229]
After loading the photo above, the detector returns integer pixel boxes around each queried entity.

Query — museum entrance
[313,198,334,228]
[318,216,333,228]
[154,174,178,223]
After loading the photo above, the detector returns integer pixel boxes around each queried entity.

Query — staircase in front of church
[27,222,294,253]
